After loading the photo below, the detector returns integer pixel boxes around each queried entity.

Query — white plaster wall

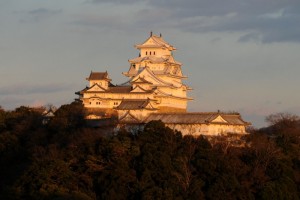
[157,97,187,109]
[141,48,171,57]
[166,124,247,136]
[89,80,109,89]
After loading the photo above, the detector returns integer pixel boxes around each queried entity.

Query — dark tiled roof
[87,71,110,80]
[108,86,132,93]
[116,99,155,110]
[144,113,249,125]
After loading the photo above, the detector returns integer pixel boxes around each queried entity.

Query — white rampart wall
[166,123,247,136]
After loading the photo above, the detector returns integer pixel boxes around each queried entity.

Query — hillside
[0,103,299,199]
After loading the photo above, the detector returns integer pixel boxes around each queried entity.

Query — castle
[76,33,250,136]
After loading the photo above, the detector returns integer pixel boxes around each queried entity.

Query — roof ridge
[149,112,237,115]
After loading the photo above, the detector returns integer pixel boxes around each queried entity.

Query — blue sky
[1,0,300,128]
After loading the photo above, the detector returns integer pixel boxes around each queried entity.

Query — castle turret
[86,71,111,90]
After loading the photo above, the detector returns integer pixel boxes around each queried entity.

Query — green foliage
[0,108,299,199]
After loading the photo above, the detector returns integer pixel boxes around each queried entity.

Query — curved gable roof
[135,34,176,51]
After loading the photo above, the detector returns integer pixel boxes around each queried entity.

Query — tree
[0,106,6,132]
[265,113,299,131]
[48,101,86,131]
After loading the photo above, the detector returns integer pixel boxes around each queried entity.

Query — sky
[1,0,300,128]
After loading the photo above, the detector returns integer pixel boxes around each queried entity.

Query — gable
[87,84,106,92]
[119,111,140,123]
[211,115,228,123]
[131,77,152,84]
[131,85,149,93]
[144,37,156,45]
[131,67,171,87]
[144,101,156,110]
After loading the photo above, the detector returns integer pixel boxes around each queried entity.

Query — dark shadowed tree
[48,101,86,131]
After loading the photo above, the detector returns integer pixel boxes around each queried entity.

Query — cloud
[28,8,62,15]
[0,83,75,110]
[0,83,72,96]
[20,8,62,23]
[87,0,300,43]
[90,0,140,4]
[71,14,126,29]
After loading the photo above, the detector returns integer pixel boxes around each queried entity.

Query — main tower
[123,32,193,112]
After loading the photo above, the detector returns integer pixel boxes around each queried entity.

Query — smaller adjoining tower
[86,71,111,90]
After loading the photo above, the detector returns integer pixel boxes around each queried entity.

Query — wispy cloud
[89,0,141,4]
[71,13,126,29]
[86,0,300,43]
[0,83,72,96]
[28,8,61,15]
[20,8,62,23]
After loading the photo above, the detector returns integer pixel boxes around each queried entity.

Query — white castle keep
[76,33,250,136]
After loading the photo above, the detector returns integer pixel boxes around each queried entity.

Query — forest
[0,102,299,200]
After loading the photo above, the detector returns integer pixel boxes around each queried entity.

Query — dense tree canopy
[0,104,299,199]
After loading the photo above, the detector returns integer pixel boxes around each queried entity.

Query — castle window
[146,51,147,55]
[154,51,155,55]
[150,51,151,55]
